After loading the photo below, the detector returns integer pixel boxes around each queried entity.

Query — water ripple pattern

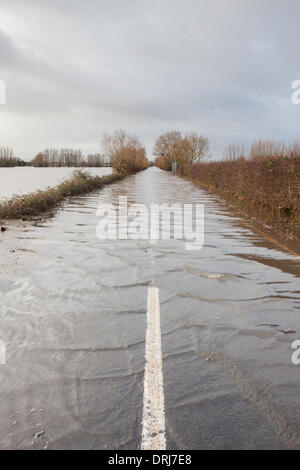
[0,167,299,449]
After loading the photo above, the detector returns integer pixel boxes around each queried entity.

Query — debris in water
[278,329,296,335]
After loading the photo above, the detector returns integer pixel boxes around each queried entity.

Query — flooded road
[0,167,299,450]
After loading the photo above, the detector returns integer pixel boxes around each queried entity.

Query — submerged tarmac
[0,167,299,449]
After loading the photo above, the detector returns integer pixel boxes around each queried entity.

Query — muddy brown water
[0,167,299,449]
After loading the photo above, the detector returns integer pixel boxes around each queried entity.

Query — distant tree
[154,131,209,169]
[33,152,46,167]
[0,147,25,166]
[102,129,148,174]
[153,131,182,158]
[86,153,105,167]
[223,143,246,161]
[249,140,287,160]
[33,148,86,167]
[289,142,300,158]
[153,131,182,170]
[173,133,210,164]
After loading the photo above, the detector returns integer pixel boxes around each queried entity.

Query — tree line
[0,148,26,167]
[223,141,300,161]
[32,149,108,167]
[0,130,150,172]
[0,147,109,167]
[153,132,300,170]
[33,133,150,171]
[154,131,210,170]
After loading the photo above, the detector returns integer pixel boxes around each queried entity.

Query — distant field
[0,166,112,200]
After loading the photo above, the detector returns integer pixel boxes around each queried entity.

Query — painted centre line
[141,286,166,450]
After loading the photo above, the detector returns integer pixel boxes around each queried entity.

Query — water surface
[0,167,112,200]
[0,167,299,449]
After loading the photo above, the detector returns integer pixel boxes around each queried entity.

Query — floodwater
[0,167,112,200]
[0,167,299,450]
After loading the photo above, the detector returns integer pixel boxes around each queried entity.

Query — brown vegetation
[155,138,300,239]
[0,147,26,167]
[0,129,149,219]
[0,170,124,219]
[154,131,209,170]
[102,129,149,174]
[175,141,300,239]
[179,156,300,215]
[32,148,107,167]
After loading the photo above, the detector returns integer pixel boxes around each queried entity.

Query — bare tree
[0,147,24,166]
[223,143,246,161]
[154,131,209,168]
[102,129,148,174]
[33,152,46,167]
[182,132,210,163]
[86,153,105,167]
[153,131,182,158]
[249,140,287,159]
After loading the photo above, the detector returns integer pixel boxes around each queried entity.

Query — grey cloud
[0,0,299,159]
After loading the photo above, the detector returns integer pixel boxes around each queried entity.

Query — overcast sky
[0,0,300,160]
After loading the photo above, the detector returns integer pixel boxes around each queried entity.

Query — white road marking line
[141,286,166,450]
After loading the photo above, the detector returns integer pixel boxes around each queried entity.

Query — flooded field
[0,167,112,200]
[0,167,299,449]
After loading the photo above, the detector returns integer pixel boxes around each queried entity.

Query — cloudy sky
[0,0,300,160]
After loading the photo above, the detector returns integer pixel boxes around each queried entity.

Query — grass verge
[0,170,124,220]
[176,158,300,241]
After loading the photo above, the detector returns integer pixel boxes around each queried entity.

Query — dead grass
[0,170,124,219]
[176,156,300,240]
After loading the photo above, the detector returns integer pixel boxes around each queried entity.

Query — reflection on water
[0,167,112,200]
[0,167,299,449]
